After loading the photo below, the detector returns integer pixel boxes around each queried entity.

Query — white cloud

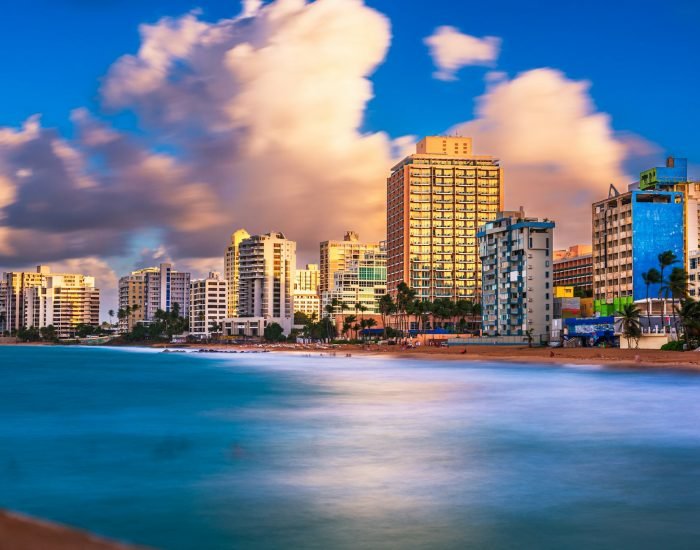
[452,68,629,246]
[424,26,500,81]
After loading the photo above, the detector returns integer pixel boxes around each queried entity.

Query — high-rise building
[235,232,296,335]
[189,272,227,338]
[321,243,387,316]
[387,136,503,302]
[592,186,684,316]
[118,263,190,332]
[478,209,554,340]
[320,232,382,294]
[293,264,320,320]
[638,157,699,270]
[224,229,250,317]
[0,280,8,334]
[553,244,593,296]
[1,266,99,338]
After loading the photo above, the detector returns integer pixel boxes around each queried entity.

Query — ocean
[1,346,699,549]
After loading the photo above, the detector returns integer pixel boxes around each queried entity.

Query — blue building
[592,187,684,316]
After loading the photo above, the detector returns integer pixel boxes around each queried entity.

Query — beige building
[118,263,190,333]
[387,136,503,301]
[553,244,593,296]
[2,266,99,338]
[189,272,228,338]
[233,232,296,335]
[320,232,382,294]
[224,229,250,317]
[294,264,320,320]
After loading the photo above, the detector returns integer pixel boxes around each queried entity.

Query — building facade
[224,229,250,317]
[321,244,387,316]
[320,232,383,294]
[189,272,227,339]
[293,264,320,320]
[387,136,502,302]
[1,266,99,338]
[118,263,190,332]
[592,187,684,316]
[638,157,699,272]
[235,232,296,335]
[478,210,554,340]
[553,244,593,296]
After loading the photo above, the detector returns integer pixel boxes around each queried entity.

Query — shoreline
[4,340,700,373]
[148,342,700,373]
[0,510,144,549]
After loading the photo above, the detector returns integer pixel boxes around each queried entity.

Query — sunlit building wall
[224,229,250,317]
[387,136,503,301]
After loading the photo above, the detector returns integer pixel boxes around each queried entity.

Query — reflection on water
[1,347,699,549]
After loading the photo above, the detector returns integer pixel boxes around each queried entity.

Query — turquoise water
[1,347,699,549]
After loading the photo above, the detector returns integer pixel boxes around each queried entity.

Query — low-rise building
[189,272,227,339]
[478,209,555,340]
[553,244,593,296]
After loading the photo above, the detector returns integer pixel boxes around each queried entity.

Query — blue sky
[0,0,698,316]
[2,0,698,161]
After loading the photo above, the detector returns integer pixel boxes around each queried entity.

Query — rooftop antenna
[608,183,620,198]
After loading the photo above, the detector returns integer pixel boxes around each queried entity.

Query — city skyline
[0,0,698,318]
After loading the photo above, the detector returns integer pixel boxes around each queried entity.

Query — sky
[0,0,698,317]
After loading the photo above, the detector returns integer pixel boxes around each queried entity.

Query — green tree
[641,268,662,329]
[617,303,642,349]
[108,309,115,326]
[75,324,96,338]
[39,325,57,342]
[264,322,285,342]
[667,267,689,336]
[525,328,534,348]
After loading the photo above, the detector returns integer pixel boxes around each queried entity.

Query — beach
[0,511,142,550]
[145,341,700,372]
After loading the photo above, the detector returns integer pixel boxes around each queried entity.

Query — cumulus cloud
[0,0,399,275]
[425,26,500,81]
[452,68,629,245]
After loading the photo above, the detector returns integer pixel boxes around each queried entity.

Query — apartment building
[189,272,227,338]
[553,244,593,296]
[293,264,320,320]
[224,229,250,317]
[478,209,555,340]
[319,232,382,294]
[387,136,502,302]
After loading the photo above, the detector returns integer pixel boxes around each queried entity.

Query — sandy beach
[0,510,144,550]
[146,341,700,372]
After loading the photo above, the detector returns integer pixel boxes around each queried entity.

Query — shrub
[660,340,685,351]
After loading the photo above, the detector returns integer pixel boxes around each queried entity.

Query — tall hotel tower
[387,136,503,301]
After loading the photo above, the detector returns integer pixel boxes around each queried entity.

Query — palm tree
[344,314,357,340]
[108,309,115,327]
[667,267,688,337]
[616,303,642,349]
[676,298,700,350]
[396,282,416,338]
[658,251,679,299]
[323,303,335,341]
[641,268,662,330]
[525,328,534,348]
[378,293,395,339]
[365,318,377,341]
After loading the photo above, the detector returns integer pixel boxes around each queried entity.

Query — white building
[189,272,227,339]
[478,209,555,341]
[293,264,320,321]
[1,266,99,338]
[229,232,296,336]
